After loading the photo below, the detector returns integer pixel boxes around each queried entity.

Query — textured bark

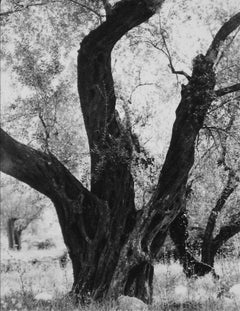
[169,166,238,276]
[201,170,238,266]
[170,211,215,277]
[107,52,217,299]
[77,0,217,299]
[168,168,238,276]
[212,220,240,255]
[1,4,240,305]
[75,0,160,301]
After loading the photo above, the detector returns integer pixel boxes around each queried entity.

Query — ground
[1,208,240,310]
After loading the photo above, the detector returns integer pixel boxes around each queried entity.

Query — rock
[34,292,53,301]
[174,285,188,301]
[221,297,235,307]
[117,295,148,311]
[229,284,240,301]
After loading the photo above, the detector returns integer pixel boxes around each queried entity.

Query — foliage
[0,175,47,232]
[1,246,240,310]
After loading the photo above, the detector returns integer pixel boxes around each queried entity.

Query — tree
[1,175,48,250]
[170,101,240,276]
[1,0,240,303]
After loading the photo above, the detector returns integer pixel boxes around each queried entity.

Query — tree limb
[215,83,240,97]
[137,13,240,255]
[202,169,238,246]
[213,219,240,253]
[168,64,191,80]
[68,0,103,21]
[0,1,60,17]
[151,29,191,81]
[0,0,103,21]
[205,12,240,64]
[0,128,94,202]
[161,32,191,80]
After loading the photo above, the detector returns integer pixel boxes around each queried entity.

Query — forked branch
[206,12,240,63]
[0,128,95,203]
[0,1,60,17]
[215,83,240,97]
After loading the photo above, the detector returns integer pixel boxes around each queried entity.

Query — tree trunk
[7,218,15,249]
[201,170,238,266]
[170,169,238,276]
[170,211,214,277]
[206,219,240,267]
[7,218,22,250]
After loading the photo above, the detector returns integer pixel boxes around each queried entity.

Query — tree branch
[0,1,60,17]
[213,218,240,253]
[168,65,191,80]
[202,169,238,245]
[161,33,191,80]
[137,13,240,255]
[149,30,191,81]
[0,0,103,22]
[206,12,240,64]
[215,83,240,97]
[68,0,103,21]
[0,128,94,203]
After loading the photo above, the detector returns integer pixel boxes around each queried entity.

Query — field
[1,209,240,310]
[1,243,240,310]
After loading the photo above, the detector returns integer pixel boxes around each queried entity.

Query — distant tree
[1,176,47,250]
[1,0,240,303]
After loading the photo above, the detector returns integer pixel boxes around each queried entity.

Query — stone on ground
[174,285,188,301]
[34,292,53,301]
[229,284,240,301]
[117,295,148,311]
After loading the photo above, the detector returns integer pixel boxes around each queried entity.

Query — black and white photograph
[0,0,240,310]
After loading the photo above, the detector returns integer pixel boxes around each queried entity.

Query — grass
[1,239,240,310]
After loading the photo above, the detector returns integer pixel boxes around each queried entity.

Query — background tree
[0,176,47,250]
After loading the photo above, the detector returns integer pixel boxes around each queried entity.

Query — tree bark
[169,210,216,277]
[169,165,238,276]
[107,50,217,299]
[201,170,238,266]
[205,213,240,266]
[76,0,161,302]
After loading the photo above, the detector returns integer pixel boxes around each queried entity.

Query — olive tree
[1,0,240,303]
